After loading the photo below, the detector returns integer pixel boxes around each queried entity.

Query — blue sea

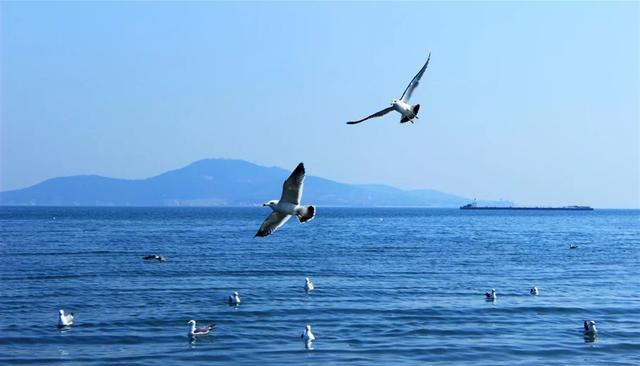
[1,207,639,365]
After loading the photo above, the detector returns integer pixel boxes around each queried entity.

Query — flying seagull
[347,53,431,125]
[255,163,316,237]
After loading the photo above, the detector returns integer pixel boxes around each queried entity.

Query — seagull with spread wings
[347,53,431,125]
[255,163,316,237]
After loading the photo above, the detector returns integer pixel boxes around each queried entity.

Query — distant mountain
[0,159,512,207]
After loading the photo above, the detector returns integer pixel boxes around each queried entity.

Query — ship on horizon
[460,200,594,211]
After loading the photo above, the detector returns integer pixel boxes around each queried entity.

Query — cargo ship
[460,201,593,210]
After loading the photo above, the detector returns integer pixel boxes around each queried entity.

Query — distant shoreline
[460,206,594,211]
[1,205,637,210]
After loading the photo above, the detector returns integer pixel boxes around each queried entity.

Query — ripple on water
[0,207,638,365]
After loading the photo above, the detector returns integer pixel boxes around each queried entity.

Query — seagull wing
[346,107,395,125]
[255,212,292,237]
[280,162,305,205]
[400,53,431,102]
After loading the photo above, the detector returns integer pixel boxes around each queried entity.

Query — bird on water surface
[584,320,597,336]
[301,324,315,349]
[58,309,74,328]
[187,320,215,338]
[485,289,497,301]
[143,255,165,262]
[228,291,241,305]
[304,277,315,292]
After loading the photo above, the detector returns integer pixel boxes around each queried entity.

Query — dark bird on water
[584,320,597,336]
[143,255,165,262]
[485,289,497,300]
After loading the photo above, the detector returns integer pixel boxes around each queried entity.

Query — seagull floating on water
[584,320,597,335]
[530,286,539,295]
[143,255,165,262]
[187,320,215,338]
[485,289,497,301]
[228,291,241,305]
[58,309,74,328]
[301,324,315,342]
[304,277,315,292]
[569,244,578,249]
[255,163,316,237]
[347,53,431,125]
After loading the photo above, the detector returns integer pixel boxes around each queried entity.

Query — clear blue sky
[1,2,638,208]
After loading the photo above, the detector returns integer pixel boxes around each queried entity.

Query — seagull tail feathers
[297,205,316,223]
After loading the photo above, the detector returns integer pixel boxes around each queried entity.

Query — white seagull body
[347,53,431,125]
[304,277,315,292]
[255,163,316,237]
[58,309,74,328]
[584,320,597,335]
[485,289,497,301]
[301,324,315,342]
[228,291,241,305]
[301,324,315,350]
[187,320,215,337]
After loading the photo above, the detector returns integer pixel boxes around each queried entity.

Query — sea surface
[0,207,639,365]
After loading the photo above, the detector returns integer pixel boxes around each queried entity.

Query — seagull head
[305,277,310,282]
[59,309,64,315]
[187,320,196,325]
[263,200,277,207]
[306,325,312,331]
[234,291,239,296]
[390,98,398,105]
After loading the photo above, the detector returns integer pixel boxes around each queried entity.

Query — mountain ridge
[0,159,512,207]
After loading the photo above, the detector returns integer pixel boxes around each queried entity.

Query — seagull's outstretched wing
[255,212,292,237]
[346,107,395,125]
[280,162,305,205]
[400,53,431,102]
